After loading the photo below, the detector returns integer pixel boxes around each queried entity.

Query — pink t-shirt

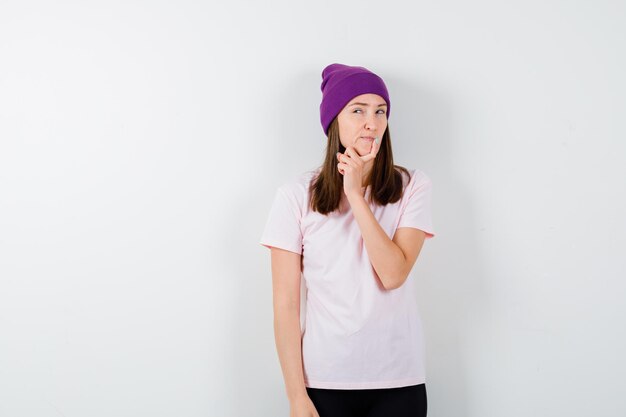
[260,166,435,389]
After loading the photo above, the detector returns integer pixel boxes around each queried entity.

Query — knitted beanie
[319,63,391,136]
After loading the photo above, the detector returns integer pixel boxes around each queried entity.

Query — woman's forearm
[347,192,407,290]
[274,309,308,402]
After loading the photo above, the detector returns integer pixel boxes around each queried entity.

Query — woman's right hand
[289,395,320,417]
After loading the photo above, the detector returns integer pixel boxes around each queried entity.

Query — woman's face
[336,93,388,156]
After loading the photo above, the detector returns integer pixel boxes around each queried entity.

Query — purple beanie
[319,63,391,136]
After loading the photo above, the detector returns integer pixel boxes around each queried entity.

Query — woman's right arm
[270,247,319,416]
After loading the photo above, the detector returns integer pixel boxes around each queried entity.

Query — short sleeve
[259,186,303,254]
[397,172,435,239]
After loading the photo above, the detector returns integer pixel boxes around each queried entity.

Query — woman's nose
[365,114,378,130]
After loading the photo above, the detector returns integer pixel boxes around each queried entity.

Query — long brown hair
[309,117,410,215]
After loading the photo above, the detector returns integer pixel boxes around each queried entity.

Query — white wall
[1,1,624,416]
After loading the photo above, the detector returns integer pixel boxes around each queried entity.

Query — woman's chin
[357,144,373,156]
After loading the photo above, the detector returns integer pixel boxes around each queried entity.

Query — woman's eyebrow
[348,102,387,107]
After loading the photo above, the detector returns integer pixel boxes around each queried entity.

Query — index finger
[361,136,380,162]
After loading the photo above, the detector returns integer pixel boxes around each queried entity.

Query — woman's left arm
[348,194,426,290]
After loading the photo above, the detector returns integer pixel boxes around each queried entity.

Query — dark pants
[305,383,427,417]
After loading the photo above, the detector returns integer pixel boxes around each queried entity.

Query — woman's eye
[353,109,386,114]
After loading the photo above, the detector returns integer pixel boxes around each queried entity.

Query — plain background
[1,1,625,416]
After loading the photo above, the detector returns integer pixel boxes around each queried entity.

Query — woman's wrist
[288,388,310,403]
[346,191,366,205]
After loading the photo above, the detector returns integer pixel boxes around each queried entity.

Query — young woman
[260,63,435,417]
